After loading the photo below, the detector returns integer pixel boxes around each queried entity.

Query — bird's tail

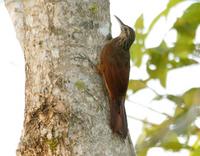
[110,97,128,138]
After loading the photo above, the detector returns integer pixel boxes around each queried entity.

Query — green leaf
[193,134,200,148]
[130,44,143,67]
[152,95,163,101]
[136,119,174,154]
[135,14,144,31]
[169,57,198,69]
[174,106,186,117]
[174,3,200,57]
[146,42,169,87]
[161,131,182,151]
[190,150,200,156]
[130,2,200,155]
[167,95,183,105]
[167,0,185,10]
[128,80,147,92]
[147,0,185,33]
[131,15,145,67]
[137,149,148,156]
[183,88,200,106]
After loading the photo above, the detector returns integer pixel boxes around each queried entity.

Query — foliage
[129,0,200,155]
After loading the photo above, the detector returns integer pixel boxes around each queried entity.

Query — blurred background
[0,0,200,156]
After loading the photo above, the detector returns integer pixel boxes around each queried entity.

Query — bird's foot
[74,53,96,68]
[74,53,101,74]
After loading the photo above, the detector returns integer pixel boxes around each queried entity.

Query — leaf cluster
[128,1,200,155]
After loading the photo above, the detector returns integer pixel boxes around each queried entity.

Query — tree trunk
[5,0,136,155]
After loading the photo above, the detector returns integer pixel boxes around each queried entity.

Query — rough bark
[5,0,136,155]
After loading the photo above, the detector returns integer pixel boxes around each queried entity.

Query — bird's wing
[100,44,130,98]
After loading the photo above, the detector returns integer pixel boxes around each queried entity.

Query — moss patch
[46,138,58,152]
[75,80,86,91]
[89,3,98,14]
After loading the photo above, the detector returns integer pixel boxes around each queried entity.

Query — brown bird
[99,16,135,138]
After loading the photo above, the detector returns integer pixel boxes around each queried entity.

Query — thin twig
[147,85,161,96]
[127,99,172,118]
[127,115,157,126]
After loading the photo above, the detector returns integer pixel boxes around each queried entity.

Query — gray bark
[5,0,136,155]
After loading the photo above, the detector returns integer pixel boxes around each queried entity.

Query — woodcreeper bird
[99,16,135,138]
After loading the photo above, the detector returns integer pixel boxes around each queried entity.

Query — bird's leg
[74,53,101,74]
[74,53,96,68]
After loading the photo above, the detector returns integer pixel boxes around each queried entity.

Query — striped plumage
[99,16,135,138]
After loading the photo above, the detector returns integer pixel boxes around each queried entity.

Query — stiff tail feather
[110,97,128,138]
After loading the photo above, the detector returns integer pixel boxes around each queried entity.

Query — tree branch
[127,115,157,126]
[127,99,172,118]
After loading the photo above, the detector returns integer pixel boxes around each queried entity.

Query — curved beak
[114,15,125,28]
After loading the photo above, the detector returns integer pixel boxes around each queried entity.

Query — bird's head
[114,15,135,49]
